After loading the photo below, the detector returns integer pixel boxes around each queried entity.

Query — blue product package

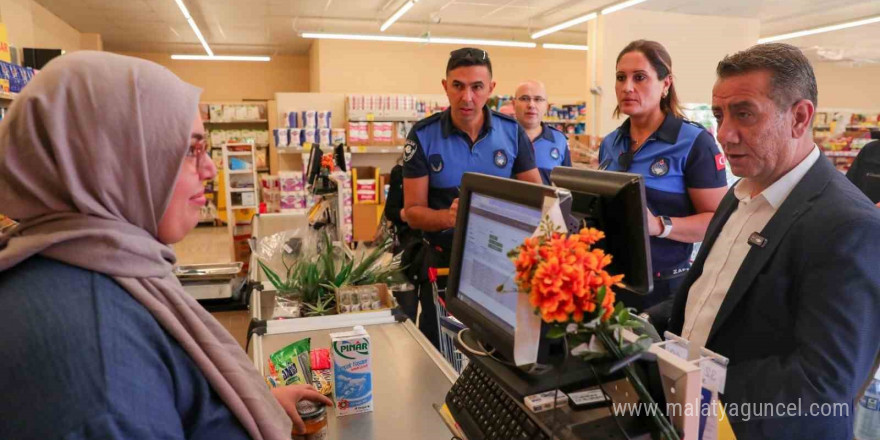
[273,128,289,147]
[228,157,249,171]
[287,112,298,128]
[7,63,20,93]
[301,110,317,128]
[331,326,373,416]
[318,110,331,129]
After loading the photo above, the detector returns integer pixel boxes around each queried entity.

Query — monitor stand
[456,327,622,399]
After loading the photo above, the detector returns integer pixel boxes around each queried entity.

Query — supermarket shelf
[213,144,268,150]
[823,150,860,157]
[227,170,254,175]
[206,120,268,124]
[231,205,257,210]
[350,146,404,154]
[278,147,305,154]
[229,188,256,193]
[544,119,586,124]
[0,91,16,101]
[227,152,253,157]
[348,115,419,122]
[257,168,269,172]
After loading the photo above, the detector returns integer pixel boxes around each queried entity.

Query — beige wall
[116,52,310,102]
[309,39,588,101]
[813,62,880,111]
[309,41,320,92]
[0,0,81,52]
[598,9,760,134]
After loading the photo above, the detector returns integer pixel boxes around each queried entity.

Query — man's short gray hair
[716,43,818,111]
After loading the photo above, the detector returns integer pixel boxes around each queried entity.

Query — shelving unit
[221,142,259,237]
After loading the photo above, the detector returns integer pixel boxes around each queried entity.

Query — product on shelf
[348,121,370,144]
[302,110,317,128]
[207,103,265,122]
[331,128,346,145]
[318,128,331,145]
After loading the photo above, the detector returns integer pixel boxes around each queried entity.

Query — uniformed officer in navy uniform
[403,47,542,346]
[513,80,571,185]
[599,40,728,329]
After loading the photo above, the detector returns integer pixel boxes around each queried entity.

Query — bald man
[513,80,571,184]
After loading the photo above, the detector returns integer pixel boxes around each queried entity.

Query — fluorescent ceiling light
[542,43,589,51]
[381,0,416,32]
[429,37,536,48]
[301,32,426,43]
[302,32,536,48]
[531,12,597,39]
[173,0,213,56]
[601,0,647,15]
[758,15,880,43]
[171,55,271,61]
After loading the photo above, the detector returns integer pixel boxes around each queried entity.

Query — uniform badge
[550,147,560,160]
[428,154,444,173]
[650,157,670,177]
[494,150,508,168]
[403,140,417,162]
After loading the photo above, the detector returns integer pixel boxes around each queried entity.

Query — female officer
[598,40,728,324]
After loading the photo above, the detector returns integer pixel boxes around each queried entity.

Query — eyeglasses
[618,151,634,172]
[449,47,489,61]
[515,95,547,104]
[186,137,209,169]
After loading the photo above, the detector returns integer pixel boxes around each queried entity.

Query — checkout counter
[246,287,459,440]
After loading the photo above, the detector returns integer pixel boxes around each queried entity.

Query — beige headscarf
[0,51,291,439]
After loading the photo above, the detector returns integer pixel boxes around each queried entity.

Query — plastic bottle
[855,368,880,440]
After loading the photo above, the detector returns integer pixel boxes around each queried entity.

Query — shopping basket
[429,267,468,374]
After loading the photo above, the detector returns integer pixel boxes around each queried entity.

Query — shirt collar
[614,112,682,146]
[441,106,493,139]
[734,145,821,208]
[539,123,555,142]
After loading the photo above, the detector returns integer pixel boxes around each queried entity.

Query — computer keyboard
[446,362,552,440]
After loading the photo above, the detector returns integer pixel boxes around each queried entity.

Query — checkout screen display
[458,193,543,333]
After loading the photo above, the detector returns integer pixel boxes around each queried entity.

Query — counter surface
[254,320,456,440]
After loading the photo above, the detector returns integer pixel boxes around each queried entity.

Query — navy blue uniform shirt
[533,123,572,185]
[403,106,536,248]
[0,256,250,440]
[599,113,727,277]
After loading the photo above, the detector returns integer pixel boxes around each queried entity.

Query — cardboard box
[352,203,383,242]
[334,283,394,314]
[352,166,380,204]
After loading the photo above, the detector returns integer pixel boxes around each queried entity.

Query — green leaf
[545,326,567,339]
[596,286,607,310]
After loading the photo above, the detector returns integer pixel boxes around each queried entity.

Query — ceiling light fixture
[758,14,880,43]
[531,12,597,39]
[542,43,589,51]
[381,0,417,32]
[170,0,271,61]
[601,0,647,16]
[171,55,271,61]
[531,0,649,39]
[173,0,212,56]
[302,32,536,48]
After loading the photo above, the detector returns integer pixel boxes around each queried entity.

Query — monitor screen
[457,193,543,334]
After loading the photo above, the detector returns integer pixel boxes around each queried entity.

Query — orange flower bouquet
[507,219,680,439]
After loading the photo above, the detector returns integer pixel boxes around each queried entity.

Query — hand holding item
[271,384,333,434]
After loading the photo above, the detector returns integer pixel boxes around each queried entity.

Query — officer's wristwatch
[657,216,673,238]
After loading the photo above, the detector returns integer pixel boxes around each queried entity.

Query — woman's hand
[271,384,333,434]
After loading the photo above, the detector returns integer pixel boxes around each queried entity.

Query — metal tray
[174,262,243,281]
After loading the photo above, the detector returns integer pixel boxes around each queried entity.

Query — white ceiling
[32,0,880,62]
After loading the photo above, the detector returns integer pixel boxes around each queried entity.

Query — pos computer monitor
[445,170,652,364]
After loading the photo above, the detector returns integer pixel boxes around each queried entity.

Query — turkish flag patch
[715,153,726,171]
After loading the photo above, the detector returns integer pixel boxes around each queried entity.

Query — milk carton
[330,326,373,416]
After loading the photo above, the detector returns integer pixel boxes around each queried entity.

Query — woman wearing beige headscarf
[0,51,329,439]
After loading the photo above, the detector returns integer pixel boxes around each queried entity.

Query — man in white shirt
[667,43,880,440]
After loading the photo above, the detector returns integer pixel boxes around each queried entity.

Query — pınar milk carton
[330,326,373,416]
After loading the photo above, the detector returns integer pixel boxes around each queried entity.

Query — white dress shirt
[681,146,820,351]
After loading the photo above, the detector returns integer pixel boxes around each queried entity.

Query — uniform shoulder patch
[403,139,418,162]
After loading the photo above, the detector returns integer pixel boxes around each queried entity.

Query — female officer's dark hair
[613,40,684,119]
